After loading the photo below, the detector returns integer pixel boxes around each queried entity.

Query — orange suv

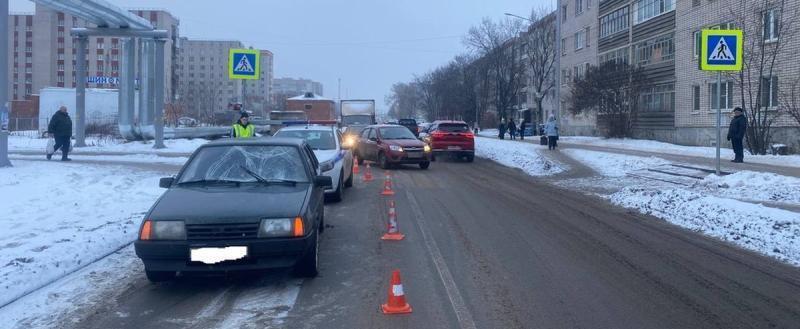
[424,121,474,162]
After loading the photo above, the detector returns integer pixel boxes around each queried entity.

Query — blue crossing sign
[228,48,260,80]
[700,29,743,71]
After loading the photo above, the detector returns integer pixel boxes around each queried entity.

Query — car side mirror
[159,177,174,188]
[314,175,333,188]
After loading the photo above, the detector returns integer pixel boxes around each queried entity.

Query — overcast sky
[11,0,552,113]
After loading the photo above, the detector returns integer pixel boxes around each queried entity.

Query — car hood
[148,185,309,224]
[313,149,339,163]
[384,139,425,148]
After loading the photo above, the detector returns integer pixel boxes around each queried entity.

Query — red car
[356,125,432,169]
[424,120,475,162]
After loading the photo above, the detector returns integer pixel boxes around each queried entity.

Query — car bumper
[134,235,314,272]
[386,151,432,163]
[322,166,341,194]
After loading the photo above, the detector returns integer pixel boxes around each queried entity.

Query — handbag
[46,138,55,155]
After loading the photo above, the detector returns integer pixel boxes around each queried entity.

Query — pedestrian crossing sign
[229,48,260,80]
[700,29,743,71]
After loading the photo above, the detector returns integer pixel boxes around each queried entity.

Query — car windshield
[178,145,309,183]
[379,127,417,140]
[437,123,470,133]
[274,130,336,150]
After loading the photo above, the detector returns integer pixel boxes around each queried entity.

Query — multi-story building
[558,0,600,135]
[242,49,274,116]
[175,38,244,119]
[674,0,799,150]
[273,77,323,97]
[6,5,179,103]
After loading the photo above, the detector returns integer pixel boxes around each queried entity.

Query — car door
[302,144,324,228]
[366,128,380,160]
[336,129,353,181]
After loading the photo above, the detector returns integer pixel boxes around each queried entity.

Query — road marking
[406,190,477,329]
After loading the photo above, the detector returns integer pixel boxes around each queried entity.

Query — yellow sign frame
[700,29,743,71]
[228,48,260,80]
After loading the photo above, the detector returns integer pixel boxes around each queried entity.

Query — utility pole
[0,0,11,167]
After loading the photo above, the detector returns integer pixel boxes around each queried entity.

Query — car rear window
[399,119,417,125]
[274,130,336,150]
[436,123,469,133]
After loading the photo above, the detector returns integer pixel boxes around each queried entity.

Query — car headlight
[389,145,403,152]
[320,160,334,172]
[140,220,186,240]
[259,217,305,238]
[424,144,431,152]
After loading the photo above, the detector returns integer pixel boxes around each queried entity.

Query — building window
[58,64,64,71]
[574,30,586,50]
[561,38,567,55]
[633,0,675,24]
[634,33,674,66]
[763,9,779,42]
[709,81,733,110]
[600,6,630,38]
[761,76,778,107]
[599,47,629,64]
[692,85,701,112]
[58,53,65,60]
[640,83,675,112]
[562,5,568,22]
[58,30,64,37]
[576,0,584,15]
[72,17,78,27]
[97,43,104,49]
[58,75,65,83]
[692,0,700,6]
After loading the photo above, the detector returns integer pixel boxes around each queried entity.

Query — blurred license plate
[190,246,247,264]
[407,152,423,158]
[447,146,461,150]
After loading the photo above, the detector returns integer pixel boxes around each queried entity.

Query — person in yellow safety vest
[232,112,256,138]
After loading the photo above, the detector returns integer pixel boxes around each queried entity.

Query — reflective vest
[232,123,255,138]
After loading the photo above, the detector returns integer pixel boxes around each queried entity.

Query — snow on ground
[562,149,670,177]
[477,129,499,138]
[8,135,207,155]
[610,187,800,266]
[0,160,166,308]
[475,137,566,176]
[9,154,189,166]
[696,171,800,205]
[561,136,800,168]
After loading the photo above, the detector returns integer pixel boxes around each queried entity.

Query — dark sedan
[134,138,332,282]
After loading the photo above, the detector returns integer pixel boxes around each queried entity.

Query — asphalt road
[55,158,800,329]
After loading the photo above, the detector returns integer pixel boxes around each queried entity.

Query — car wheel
[330,175,344,202]
[465,155,474,163]
[293,231,319,278]
[344,169,354,188]
[419,161,430,170]
[145,270,175,283]
[378,152,391,170]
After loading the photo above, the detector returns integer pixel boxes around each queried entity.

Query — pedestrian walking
[519,119,528,141]
[46,106,73,161]
[231,112,256,139]
[498,120,507,140]
[544,116,559,150]
[507,119,517,140]
[727,107,747,163]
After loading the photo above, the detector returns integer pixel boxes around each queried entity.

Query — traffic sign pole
[0,0,11,167]
[716,71,721,176]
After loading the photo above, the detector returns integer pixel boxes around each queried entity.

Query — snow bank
[477,129,498,138]
[610,187,800,266]
[0,161,165,308]
[560,136,800,168]
[475,137,565,176]
[697,171,800,205]
[8,135,207,155]
[10,154,189,166]
[563,149,669,177]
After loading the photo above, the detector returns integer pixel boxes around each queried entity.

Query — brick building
[558,0,601,135]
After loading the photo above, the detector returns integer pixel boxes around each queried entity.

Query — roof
[204,137,307,148]
[288,93,332,101]
[432,120,468,124]
[276,125,336,132]
[366,124,404,128]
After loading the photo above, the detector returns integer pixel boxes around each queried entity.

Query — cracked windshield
[1,0,799,328]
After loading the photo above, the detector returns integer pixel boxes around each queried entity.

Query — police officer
[231,112,255,139]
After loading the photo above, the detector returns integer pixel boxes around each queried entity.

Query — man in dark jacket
[726,107,747,163]
[498,120,506,140]
[47,106,73,161]
[519,119,528,140]
[507,119,517,140]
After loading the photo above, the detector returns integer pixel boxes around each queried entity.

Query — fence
[8,117,38,131]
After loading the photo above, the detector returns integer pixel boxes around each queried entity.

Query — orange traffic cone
[353,157,360,174]
[381,270,412,314]
[363,163,374,182]
[381,173,395,196]
[381,200,405,241]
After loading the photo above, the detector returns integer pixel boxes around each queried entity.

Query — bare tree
[569,62,649,138]
[465,17,525,121]
[385,82,421,120]
[522,9,557,127]
[731,0,799,154]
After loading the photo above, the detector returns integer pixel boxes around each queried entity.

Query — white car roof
[277,125,336,132]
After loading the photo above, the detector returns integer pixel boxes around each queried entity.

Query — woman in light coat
[544,116,559,150]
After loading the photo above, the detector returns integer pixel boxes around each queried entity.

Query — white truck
[38,87,134,135]
[340,99,375,134]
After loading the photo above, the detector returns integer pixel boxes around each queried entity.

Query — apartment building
[175,38,244,118]
[241,49,274,115]
[7,5,179,103]
[558,0,600,135]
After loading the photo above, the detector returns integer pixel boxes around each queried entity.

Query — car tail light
[140,220,152,240]
[293,217,304,237]
[431,131,446,139]
[464,132,474,139]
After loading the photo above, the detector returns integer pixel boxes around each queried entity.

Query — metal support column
[153,39,166,149]
[138,39,151,139]
[715,72,722,175]
[118,38,136,140]
[75,35,88,147]
[0,0,11,167]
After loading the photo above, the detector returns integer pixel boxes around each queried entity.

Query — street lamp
[504,13,533,22]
